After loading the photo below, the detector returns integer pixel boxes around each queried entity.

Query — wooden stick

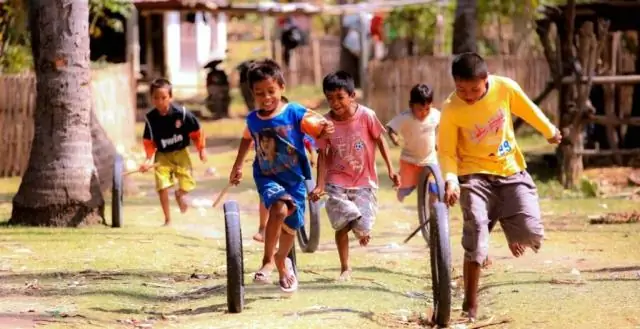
[123,163,159,176]
[212,183,233,208]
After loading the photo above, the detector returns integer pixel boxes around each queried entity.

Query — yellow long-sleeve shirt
[437,75,557,183]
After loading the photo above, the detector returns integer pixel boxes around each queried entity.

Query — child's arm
[386,126,400,146]
[437,110,458,184]
[385,114,404,147]
[376,136,399,187]
[369,112,399,187]
[437,109,461,206]
[303,135,317,166]
[312,148,327,196]
[141,121,156,170]
[229,127,253,185]
[183,110,207,161]
[507,79,559,140]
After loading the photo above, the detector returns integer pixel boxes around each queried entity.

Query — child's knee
[269,200,289,218]
[352,216,373,238]
[462,227,489,265]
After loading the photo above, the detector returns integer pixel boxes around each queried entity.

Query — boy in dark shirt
[140,78,207,226]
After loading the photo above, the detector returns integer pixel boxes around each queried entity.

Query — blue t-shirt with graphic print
[245,102,313,188]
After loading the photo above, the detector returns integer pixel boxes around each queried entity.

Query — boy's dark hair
[150,78,173,96]
[451,52,489,81]
[409,84,433,105]
[322,70,355,95]
[247,59,285,88]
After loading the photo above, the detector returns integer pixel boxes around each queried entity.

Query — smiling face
[325,88,355,120]
[454,78,488,105]
[252,77,284,113]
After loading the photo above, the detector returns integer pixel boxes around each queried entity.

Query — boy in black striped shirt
[140,79,207,226]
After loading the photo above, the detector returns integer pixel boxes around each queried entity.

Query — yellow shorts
[154,148,195,192]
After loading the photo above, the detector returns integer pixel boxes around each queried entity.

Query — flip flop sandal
[253,271,271,285]
[279,258,298,293]
[279,273,298,293]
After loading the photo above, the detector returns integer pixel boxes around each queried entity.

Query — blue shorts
[255,176,307,233]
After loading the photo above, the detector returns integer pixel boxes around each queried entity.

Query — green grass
[2,120,640,328]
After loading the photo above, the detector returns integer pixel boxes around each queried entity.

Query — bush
[1,44,32,74]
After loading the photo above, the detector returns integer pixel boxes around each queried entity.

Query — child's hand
[444,181,460,207]
[229,167,243,186]
[389,172,400,189]
[139,159,154,173]
[309,186,325,202]
[318,120,335,138]
[199,149,207,163]
[547,129,562,144]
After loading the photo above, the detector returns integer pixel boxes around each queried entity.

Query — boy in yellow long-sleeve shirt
[437,53,562,321]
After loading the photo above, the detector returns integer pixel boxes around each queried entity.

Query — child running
[253,134,317,242]
[386,83,440,204]
[139,78,207,226]
[310,71,399,281]
[437,52,562,321]
[229,59,332,293]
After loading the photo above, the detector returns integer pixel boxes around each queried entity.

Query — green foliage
[89,0,133,38]
[386,2,455,54]
[0,1,31,73]
[0,43,31,73]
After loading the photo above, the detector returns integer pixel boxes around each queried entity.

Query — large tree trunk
[452,0,477,54]
[10,0,104,227]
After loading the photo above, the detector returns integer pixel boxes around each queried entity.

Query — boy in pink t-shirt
[310,71,399,281]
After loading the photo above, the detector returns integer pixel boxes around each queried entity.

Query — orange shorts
[399,160,423,189]
[398,160,437,200]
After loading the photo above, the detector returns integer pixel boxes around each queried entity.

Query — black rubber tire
[297,179,320,253]
[429,202,452,327]
[417,170,431,245]
[420,164,452,327]
[287,240,298,276]
[111,154,124,228]
[224,201,245,313]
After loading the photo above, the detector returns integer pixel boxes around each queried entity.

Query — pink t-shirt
[317,105,385,189]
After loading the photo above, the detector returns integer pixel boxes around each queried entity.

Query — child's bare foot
[509,243,526,257]
[252,228,265,242]
[396,192,405,203]
[175,190,188,213]
[358,235,370,247]
[253,263,273,284]
[461,300,478,322]
[162,220,171,227]
[275,257,297,293]
[337,269,352,282]
[482,256,492,269]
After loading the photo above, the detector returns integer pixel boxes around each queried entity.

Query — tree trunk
[452,0,477,54]
[10,0,104,227]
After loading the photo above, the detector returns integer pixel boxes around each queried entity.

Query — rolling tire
[287,240,298,276]
[416,170,431,245]
[429,202,452,327]
[297,179,320,253]
[224,201,245,313]
[421,164,452,327]
[111,154,124,228]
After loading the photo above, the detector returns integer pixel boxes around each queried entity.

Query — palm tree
[452,0,477,54]
[10,0,104,226]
